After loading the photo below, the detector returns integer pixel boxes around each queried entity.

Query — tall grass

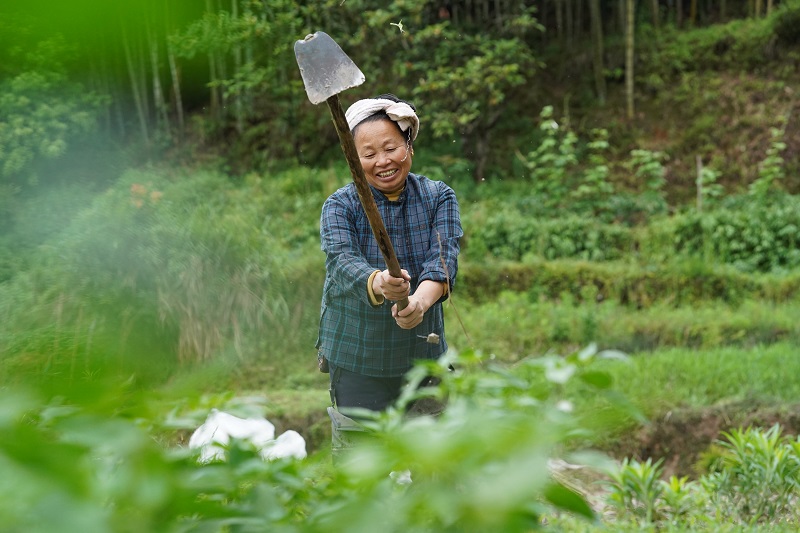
[0,166,346,391]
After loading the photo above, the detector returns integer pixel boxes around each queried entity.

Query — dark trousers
[329,364,405,413]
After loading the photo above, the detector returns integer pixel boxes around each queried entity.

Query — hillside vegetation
[1,2,800,531]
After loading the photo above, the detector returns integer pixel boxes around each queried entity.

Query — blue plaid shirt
[316,173,462,377]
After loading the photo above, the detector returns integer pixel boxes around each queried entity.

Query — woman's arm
[321,193,383,304]
[417,183,463,299]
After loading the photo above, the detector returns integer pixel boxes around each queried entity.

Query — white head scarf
[345,98,419,141]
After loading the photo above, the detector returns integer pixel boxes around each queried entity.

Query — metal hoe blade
[294,31,365,105]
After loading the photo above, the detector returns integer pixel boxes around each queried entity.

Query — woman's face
[354,119,412,195]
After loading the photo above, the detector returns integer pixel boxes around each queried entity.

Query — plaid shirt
[317,173,462,377]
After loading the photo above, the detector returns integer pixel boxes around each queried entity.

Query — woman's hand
[391,280,446,330]
[373,269,411,302]
[392,295,427,329]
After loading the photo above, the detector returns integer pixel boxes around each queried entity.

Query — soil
[603,399,800,479]
[277,397,800,481]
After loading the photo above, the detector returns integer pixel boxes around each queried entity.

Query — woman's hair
[351,93,417,143]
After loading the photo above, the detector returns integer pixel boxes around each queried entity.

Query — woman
[316,93,462,414]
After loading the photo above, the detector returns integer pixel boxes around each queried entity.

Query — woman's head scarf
[345,98,419,141]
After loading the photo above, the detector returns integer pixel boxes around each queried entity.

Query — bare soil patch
[606,400,800,478]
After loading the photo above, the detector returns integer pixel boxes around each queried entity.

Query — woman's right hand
[373,269,411,301]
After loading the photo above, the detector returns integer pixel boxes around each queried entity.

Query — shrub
[458,259,800,307]
[464,213,634,262]
[673,195,800,272]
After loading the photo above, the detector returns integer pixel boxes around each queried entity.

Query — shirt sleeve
[320,193,383,306]
[417,182,463,302]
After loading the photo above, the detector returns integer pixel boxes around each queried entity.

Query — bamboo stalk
[232,0,244,134]
[696,155,704,212]
[122,24,150,144]
[625,0,635,120]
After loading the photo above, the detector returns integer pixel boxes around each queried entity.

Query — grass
[606,342,800,416]
[447,292,800,361]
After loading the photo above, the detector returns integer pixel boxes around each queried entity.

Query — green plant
[705,424,800,525]
[750,125,788,199]
[673,195,800,273]
[659,474,705,527]
[607,425,800,529]
[0,343,644,532]
[518,106,579,206]
[626,149,667,198]
[696,164,724,212]
[571,129,613,211]
[607,458,665,524]
[463,210,634,262]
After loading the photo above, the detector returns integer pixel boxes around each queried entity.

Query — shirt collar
[384,186,405,202]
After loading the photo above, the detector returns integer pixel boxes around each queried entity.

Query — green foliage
[0,382,333,532]
[638,17,779,78]
[573,129,614,209]
[518,106,580,204]
[0,345,638,532]
[750,125,788,198]
[458,257,800,308]
[509,112,670,220]
[462,188,800,274]
[635,14,795,197]
[659,474,705,527]
[170,0,307,165]
[626,149,667,198]
[674,195,800,273]
[772,0,800,46]
[329,1,544,181]
[413,30,539,140]
[696,164,724,210]
[58,169,325,363]
[608,424,800,528]
[0,32,106,185]
[465,211,634,262]
[449,287,800,362]
[608,458,665,523]
[0,166,335,385]
[706,424,800,524]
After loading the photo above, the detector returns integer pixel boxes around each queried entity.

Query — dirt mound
[608,400,800,478]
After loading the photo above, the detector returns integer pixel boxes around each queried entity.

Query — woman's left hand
[391,295,427,329]
[391,280,446,330]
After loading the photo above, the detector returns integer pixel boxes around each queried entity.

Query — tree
[0,29,106,185]
[408,4,544,182]
[625,0,635,120]
[411,28,541,182]
[650,0,660,28]
[589,0,607,105]
[169,0,306,164]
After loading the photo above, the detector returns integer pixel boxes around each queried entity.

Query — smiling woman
[316,93,463,420]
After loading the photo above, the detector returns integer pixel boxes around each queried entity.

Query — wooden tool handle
[326,94,409,311]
